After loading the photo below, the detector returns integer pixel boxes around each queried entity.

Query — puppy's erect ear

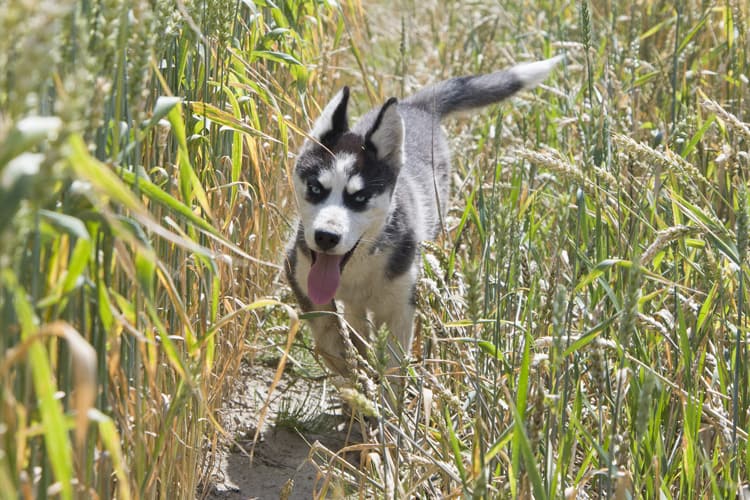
[309,87,350,146]
[364,98,403,164]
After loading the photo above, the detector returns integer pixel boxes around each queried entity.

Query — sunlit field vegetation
[1,0,748,498]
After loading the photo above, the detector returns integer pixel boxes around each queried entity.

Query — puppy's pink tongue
[308,254,344,305]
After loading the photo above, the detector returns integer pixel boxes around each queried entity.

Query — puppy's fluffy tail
[403,55,564,118]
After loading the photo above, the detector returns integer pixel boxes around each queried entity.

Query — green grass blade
[2,271,73,500]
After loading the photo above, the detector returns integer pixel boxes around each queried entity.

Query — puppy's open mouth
[307,240,359,305]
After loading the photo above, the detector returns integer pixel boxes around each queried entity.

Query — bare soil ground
[203,361,357,500]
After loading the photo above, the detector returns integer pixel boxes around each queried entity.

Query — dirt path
[208,427,341,499]
[204,362,355,499]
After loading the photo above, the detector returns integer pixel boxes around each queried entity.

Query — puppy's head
[293,88,404,304]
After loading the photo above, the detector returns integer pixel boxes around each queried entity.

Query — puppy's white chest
[336,250,387,299]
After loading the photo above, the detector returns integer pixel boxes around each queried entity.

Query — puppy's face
[293,89,404,304]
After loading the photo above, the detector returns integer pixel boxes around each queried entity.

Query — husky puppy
[285,56,562,376]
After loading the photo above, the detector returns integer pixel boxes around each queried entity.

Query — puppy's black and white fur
[285,56,562,376]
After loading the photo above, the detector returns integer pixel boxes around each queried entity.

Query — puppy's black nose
[314,230,341,251]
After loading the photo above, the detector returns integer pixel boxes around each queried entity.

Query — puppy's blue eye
[307,180,323,195]
[351,191,370,205]
[344,189,371,210]
[306,179,328,203]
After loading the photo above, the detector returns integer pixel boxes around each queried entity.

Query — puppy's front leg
[373,272,417,373]
[385,305,415,374]
[343,303,372,359]
[307,304,351,376]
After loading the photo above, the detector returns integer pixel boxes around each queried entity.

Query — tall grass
[0,0,359,497]
[300,0,750,498]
